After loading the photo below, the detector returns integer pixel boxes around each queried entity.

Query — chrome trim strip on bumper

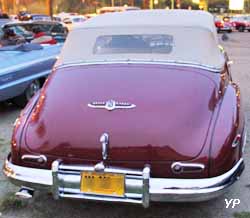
[3,157,244,207]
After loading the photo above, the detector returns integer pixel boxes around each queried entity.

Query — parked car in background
[30,14,51,21]
[84,13,97,19]
[0,43,62,107]
[97,6,140,14]
[3,10,245,208]
[63,15,86,30]
[0,13,11,26]
[9,14,18,20]
[18,12,51,21]
[2,25,33,42]
[231,15,250,32]
[0,27,3,38]
[214,16,233,33]
[53,12,79,22]
[3,21,68,42]
[18,11,30,21]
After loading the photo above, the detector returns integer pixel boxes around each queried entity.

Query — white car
[63,15,86,30]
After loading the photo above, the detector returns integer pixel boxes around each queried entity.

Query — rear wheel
[13,80,41,108]
[239,26,245,32]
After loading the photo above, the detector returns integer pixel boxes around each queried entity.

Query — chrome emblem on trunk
[88,100,136,111]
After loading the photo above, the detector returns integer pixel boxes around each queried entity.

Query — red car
[3,10,246,208]
[214,16,233,33]
[231,16,250,32]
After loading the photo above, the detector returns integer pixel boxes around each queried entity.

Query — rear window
[93,34,174,54]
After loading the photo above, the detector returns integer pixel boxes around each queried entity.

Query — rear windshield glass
[93,34,174,54]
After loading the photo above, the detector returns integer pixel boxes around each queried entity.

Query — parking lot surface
[0,32,250,218]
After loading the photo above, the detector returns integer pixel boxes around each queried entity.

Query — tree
[46,0,53,16]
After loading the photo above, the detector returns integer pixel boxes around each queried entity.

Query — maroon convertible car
[3,10,246,208]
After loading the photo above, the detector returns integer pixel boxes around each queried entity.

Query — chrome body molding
[242,124,247,153]
[0,55,57,76]
[3,156,244,208]
[0,70,51,91]
[55,60,222,73]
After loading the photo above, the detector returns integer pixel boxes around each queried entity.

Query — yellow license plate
[80,172,125,197]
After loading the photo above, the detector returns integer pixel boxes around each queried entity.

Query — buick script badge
[88,100,136,111]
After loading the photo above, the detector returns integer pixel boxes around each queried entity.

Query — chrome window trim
[55,60,223,73]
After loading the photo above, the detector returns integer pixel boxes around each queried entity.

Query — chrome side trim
[0,55,56,76]
[242,125,247,153]
[55,60,222,73]
[0,70,51,90]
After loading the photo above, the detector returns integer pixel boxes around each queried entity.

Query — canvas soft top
[57,10,225,70]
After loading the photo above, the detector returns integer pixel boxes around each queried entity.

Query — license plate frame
[80,171,125,197]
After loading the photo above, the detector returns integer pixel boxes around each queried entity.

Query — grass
[234,212,250,218]
[0,193,27,212]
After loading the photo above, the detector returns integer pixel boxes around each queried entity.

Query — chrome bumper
[3,157,244,208]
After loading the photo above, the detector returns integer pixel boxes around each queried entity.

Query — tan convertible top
[57,10,225,70]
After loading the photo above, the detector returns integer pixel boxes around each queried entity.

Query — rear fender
[209,83,244,177]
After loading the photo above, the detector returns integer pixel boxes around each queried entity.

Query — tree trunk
[46,0,53,17]
[1,0,6,12]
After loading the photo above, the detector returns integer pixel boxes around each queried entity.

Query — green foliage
[234,212,250,218]
[0,193,27,212]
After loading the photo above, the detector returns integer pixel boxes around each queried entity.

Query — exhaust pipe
[15,187,34,199]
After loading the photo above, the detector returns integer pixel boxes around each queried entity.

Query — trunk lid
[24,64,218,162]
